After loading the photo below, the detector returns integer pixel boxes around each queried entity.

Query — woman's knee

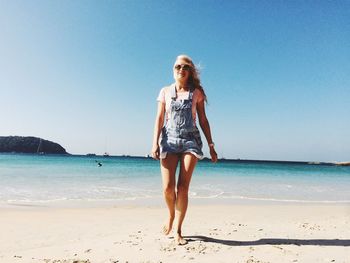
[163,184,175,196]
[177,184,190,196]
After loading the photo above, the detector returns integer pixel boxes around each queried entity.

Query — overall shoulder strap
[188,86,195,100]
[170,84,177,100]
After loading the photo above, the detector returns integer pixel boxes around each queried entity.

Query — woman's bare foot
[162,216,174,235]
[175,232,188,245]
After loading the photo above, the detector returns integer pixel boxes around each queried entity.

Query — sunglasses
[174,64,192,71]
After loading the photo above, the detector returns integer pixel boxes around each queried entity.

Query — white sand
[0,204,349,263]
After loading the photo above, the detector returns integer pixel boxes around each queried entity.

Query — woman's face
[173,59,192,83]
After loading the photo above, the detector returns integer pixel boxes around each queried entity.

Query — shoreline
[1,204,349,263]
[2,196,350,210]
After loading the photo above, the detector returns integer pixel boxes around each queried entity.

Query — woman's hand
[151,145,160,160]
[209,146,218,163]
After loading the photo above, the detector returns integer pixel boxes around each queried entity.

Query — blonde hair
[175,54,207,103]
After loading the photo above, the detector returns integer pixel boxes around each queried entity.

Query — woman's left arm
[197,100,218,163]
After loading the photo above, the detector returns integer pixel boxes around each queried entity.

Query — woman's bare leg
[160,153,179,235]
[175,153,198,245]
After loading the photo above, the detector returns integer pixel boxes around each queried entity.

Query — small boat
[37,138,44,154]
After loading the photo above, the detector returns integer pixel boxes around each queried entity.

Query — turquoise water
[0,153,349,206]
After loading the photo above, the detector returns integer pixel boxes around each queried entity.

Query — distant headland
[0,136,67,154]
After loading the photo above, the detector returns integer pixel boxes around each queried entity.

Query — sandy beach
[0,204,349,263]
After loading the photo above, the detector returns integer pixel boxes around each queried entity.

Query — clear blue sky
[0,0,349,162]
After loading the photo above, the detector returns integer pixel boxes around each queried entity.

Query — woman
[151,55,217,245]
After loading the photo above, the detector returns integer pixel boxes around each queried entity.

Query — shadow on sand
[185,235,350,247]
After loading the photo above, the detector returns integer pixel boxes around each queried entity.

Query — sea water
[0,153,349,207]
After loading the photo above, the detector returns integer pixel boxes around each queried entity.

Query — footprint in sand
[209,228,221,236]
[300,223,321,231]
[160,243,177,252]
[246,258,266,263]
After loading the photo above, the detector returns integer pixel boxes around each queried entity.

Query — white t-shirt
[157,84,205,125]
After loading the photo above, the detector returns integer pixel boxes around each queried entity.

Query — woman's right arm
[151,101,165,160]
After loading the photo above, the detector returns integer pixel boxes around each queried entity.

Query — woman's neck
[175,81,189,92]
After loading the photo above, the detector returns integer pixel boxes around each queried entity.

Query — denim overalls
[159,85,203,159]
